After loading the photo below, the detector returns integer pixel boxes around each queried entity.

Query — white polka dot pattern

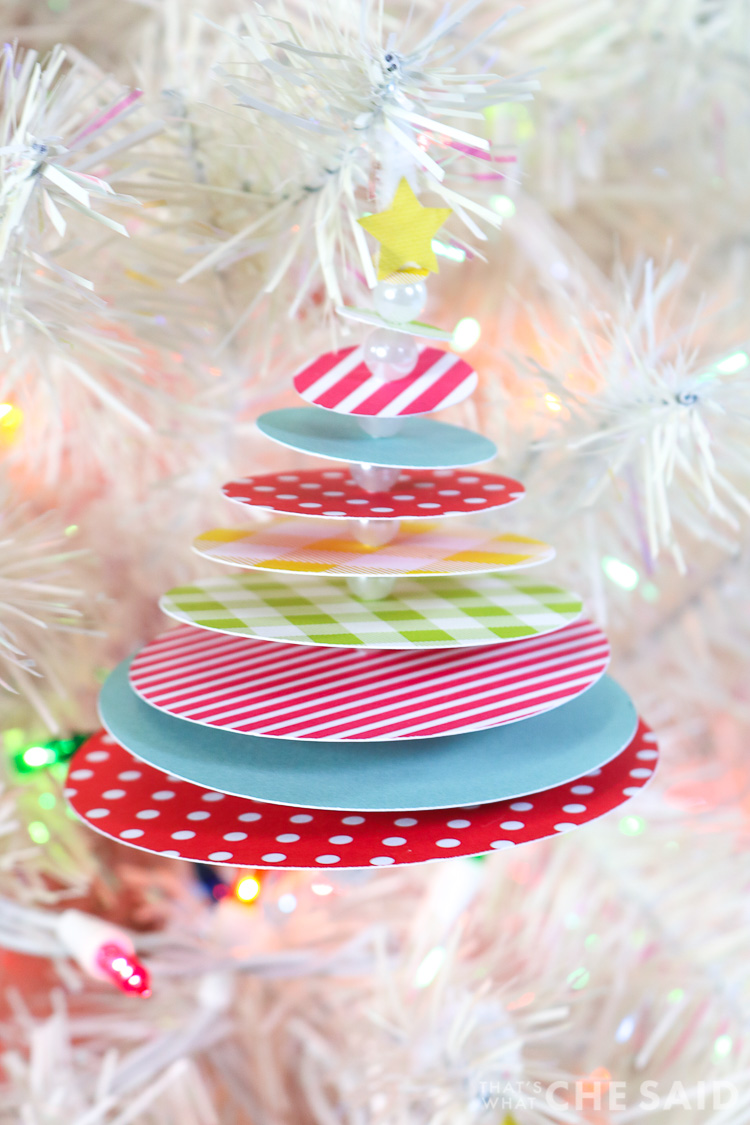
[223,468,524,521]
[65,723,658,869]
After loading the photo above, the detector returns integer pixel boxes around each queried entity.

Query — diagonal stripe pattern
[129,620,610,741]
[293,345,477,417]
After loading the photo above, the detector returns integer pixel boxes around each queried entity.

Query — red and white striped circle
[129,620,610,741]
[64,723,658,869]
[293,345,477,417]
[222,468,524,520]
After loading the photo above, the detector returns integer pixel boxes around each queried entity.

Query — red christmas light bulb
[95,942,152,997]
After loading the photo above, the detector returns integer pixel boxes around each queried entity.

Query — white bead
[352,519,400,547]
[356,416,403,438]
[373,279,427,324]
[346,575,396,600]
[349,463,401,492]
[363,328,418,381]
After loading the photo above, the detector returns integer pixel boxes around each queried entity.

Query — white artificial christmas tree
[1,2,749,1122]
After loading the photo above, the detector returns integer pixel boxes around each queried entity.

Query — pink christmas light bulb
[95,941,152,997]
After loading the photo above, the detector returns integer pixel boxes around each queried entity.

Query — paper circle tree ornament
[65,178,656,867]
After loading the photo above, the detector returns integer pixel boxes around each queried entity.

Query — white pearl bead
[349,464,401,492]
[356,417,403,438]
[353,519,400,547]
[346,575,396,600]
[363,329,418,381]
[372,278,427,324]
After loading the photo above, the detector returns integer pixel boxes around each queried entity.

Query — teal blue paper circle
[256,408,497,468]
[99,659,637,811]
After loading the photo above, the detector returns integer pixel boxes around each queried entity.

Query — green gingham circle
[159,572,583,649]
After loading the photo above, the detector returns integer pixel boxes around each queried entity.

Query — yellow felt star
[358,179,452,280]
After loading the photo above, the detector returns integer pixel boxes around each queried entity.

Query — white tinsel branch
[526,260,750,570]
[177,0,536,313]
[0,486,92,726]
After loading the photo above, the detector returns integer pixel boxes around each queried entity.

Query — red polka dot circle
[222,468,524,521]
[64,723,658,869]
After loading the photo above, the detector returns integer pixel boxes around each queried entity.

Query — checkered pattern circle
[160,572,583,649]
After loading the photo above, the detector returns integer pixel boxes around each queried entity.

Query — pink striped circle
[293,345,477,417]
[129,621,610,742]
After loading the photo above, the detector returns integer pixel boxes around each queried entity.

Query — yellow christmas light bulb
[235,875,261,903]
[358,179,451,280]
[0,402,22,442]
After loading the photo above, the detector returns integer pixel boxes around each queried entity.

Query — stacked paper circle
[65,343,657,869]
